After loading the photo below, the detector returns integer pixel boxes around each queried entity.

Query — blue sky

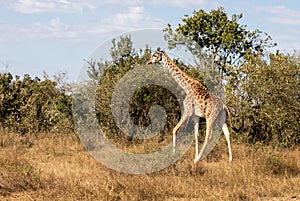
[0,0,299,81]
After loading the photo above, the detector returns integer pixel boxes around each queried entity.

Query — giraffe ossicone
[147,48,233,163]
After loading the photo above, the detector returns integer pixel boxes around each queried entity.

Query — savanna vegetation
[0,7,299,200]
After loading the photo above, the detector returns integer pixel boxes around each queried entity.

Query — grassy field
[0,131,299,201]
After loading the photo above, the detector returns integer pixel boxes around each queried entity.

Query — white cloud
[32,18,75,39]
[14,0,55,13]
[1,0,96,14]
[113,6,145,25]
[258,6,300,25]
[1,0,208,14]
[111,0,208,8]
[0,18,75,42]
[164,0,207,8]
[104,6,162,29]
[0,6,164,43]
[252,5,300,51]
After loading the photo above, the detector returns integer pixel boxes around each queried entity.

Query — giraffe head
[146,47,164,64]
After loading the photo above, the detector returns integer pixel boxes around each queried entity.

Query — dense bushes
[227,53,300,146]
[92,37,182,142]
[0,73,73,134]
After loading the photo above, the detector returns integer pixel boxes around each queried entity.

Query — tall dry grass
[0,131,299,201]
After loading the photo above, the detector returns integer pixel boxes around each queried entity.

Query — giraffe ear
[157,47,164,53]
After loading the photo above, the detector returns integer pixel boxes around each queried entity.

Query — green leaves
[164,7,275,74]
[227,53,300,146]
[88,36,182,142]
[0,73,73,134]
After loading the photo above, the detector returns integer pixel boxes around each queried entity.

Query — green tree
[164,7,275,75]
[90,36,150,141]
[227,52,300,146]
[84,36,182,144]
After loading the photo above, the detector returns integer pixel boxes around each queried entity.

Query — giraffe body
[147,48,232,163]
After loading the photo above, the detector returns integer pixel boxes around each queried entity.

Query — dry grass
[0,131,299,201]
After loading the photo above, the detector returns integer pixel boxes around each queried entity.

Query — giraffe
[147,48,232,163]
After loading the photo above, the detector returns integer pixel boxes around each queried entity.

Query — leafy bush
[0,73,73,134]
[227,53,300,146]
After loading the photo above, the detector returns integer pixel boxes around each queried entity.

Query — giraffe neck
[161,52,192,91]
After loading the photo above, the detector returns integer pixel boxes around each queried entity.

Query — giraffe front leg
[172,132,176,154]
[172,112,190,154]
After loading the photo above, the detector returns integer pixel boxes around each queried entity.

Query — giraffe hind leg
[193,116,200,161]
[222,123,232,162]
[194,120,212,163]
